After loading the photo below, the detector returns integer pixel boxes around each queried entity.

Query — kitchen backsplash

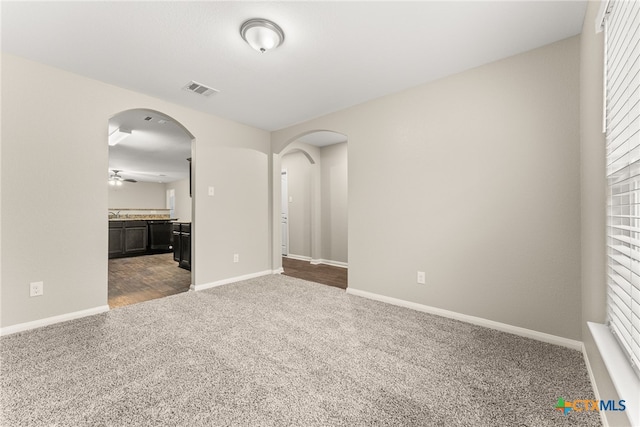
[108,208,171,219]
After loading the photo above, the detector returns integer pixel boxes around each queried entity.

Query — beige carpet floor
[1,274,600,426]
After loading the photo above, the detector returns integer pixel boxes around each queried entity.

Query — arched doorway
[275,130,348,289]
[107,108,195,308]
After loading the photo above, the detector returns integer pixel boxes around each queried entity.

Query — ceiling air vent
[183,81,219,97]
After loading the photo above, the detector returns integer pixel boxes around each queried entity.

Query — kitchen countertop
[108,218,179,221]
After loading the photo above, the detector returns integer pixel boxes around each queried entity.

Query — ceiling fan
[109,169,137,186]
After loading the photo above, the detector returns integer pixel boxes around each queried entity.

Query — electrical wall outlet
[233,254,239,263]
[30,281,44,297]
[208,186,215,196]
[417,271,426,285]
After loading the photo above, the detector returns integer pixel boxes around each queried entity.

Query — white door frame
[281,169,289,256]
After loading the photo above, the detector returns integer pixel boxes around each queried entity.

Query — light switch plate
[208,186,215,196]
[417,271,426,285]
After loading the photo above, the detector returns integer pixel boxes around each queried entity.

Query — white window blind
[605,0,640,378]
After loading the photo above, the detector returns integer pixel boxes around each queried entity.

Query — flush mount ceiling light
[108,128,131,146]
[240,18,285,53]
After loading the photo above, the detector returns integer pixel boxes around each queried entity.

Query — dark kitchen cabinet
[108,221,124,258]
[124,221,148,254]
[108,220,148,258]
[180,226,191,270]
[173,225,180,262]
[172,222,191,270]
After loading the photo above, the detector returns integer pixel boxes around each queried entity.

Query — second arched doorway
[276,131,348,289]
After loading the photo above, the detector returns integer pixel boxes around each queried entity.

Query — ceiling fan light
[108,177,123,186]
[240,19,284,53]
[108,128,132,146]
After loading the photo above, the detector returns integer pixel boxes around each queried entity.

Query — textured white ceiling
[108,109,193,184]
[2,1,588,132]
[297,131,348,147]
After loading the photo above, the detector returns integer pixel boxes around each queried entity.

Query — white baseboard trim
[273,267,284,274]
[284,254,311,262]
[0,305,110,337]
[346,288,582,351]
[191,270,274,291]
[285,254,348,269]
[310,259,348,268]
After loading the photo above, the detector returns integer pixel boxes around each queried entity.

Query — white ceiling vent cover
[183,81,219,97]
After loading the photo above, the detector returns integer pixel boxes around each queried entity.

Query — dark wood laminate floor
[108,253,191,309]
[281,257,348,290]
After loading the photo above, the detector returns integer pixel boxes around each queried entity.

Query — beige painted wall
[320,142,348,264]
[1,54,270,328]
[165,178,191,222]
[108,181,166,209]
[273,36,582,340]
[580,2,630,426]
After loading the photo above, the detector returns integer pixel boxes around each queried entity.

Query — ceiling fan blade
[123,178,137,183]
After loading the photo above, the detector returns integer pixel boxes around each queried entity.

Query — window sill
[588,322,639,426]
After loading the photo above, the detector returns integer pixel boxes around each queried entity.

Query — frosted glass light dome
[240,19,285,53]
